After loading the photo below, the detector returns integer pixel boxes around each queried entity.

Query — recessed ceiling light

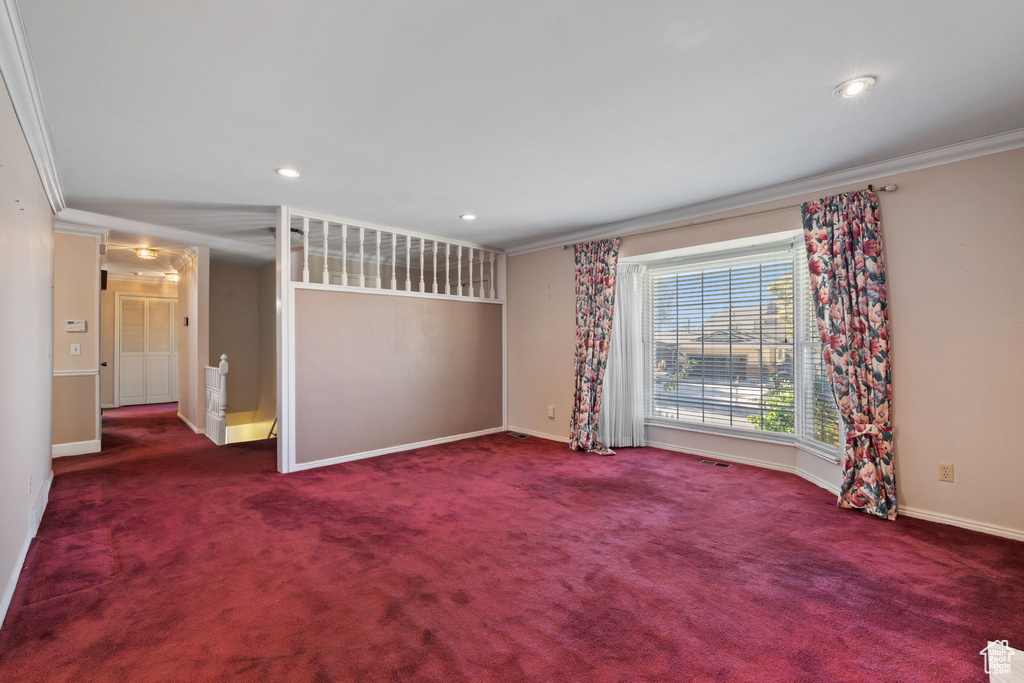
[833,75,877,98]
[460,214,477,221]
[136,248,159,260]
[276,168,302,178]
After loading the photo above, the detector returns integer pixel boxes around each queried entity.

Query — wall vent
[699,459,732,468]
[507,432,531,440]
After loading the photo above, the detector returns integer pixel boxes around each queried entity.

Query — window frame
[640,234,843,463]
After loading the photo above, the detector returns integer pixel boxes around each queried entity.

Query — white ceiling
[18,0,1024,254]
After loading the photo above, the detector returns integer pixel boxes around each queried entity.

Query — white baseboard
[507,426,570,443]
[293,427,506,472]
[101,403,115,409]
[177,412,205,435]
[2,470,52,630]
[51,439,101,457]
[900,506,1024,542]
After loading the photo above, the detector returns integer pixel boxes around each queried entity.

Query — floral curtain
[802,190,896,520]
[570,238,621,455]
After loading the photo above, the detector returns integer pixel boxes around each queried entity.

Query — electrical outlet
[938,463,954,483]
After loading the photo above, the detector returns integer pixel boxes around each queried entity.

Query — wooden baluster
[432,240,438,294]
[322,221,329,284]
[468,247,474,297]
[445,243,451,295]
[419,238,426,292]
[456,246,462,296]
[405,235,412,291]
[375,231,382,288]
[490,252,497,299]
[390,234,397,289]
[341,225,348,285]
[301,217,310,283]
[358,226,365,287]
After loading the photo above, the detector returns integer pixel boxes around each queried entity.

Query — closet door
[118,296,148,406]
[117,296,179,406]
[145,298,175,403]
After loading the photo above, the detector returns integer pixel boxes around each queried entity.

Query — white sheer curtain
[598,263,646,448]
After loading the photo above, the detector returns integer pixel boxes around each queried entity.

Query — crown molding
[56,208,275,262]
[171,247,198,271]
[106,273,176,284]
[0,0,66,213]
[504,127,1024,256]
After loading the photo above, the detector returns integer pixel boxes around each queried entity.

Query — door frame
[113,292,178,407]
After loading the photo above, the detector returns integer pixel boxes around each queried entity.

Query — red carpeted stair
[0,403,1021,681]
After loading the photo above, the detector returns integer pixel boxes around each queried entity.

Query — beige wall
[176,249,210,432]
[209,265,260,414]
[53,232,99,373]
[100,278,177,407]
[254,263,276,424]
[52,375,97,444]
[0,74,54,621]
[52,231,100,446]
[508,147,1024,535]
[294,290,503,464]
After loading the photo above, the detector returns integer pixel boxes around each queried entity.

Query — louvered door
[117,295,178,405]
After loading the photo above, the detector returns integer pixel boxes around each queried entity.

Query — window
[645,236,841,457]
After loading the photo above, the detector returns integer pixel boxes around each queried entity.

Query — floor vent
[699,459,732,468]
[507,432,531,440]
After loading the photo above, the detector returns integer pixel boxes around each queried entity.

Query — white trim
[101,403,115,409]
[56,209,275,263]
[899,506,1024,543]
[289,207,502,253]
[507,426,570,443]
[645,418,842,464]
[646,439,798,475]
[171,247,198,272]
[504,128,1024,255]
[1,470,52,627]
[0,0,66,213]
[276,207,293,473]
[293,427,506,472]
[292,281,505,304]
[177,411,205,435]
[53,369,99,377]
[54,223,109,240]
[52,439,101,457]
[107,273,175,284]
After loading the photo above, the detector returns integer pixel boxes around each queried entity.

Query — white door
[117,295,178,406]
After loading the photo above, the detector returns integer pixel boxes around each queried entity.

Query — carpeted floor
[0,404,1021,681]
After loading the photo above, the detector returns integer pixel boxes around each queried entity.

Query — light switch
[70,343,81,356]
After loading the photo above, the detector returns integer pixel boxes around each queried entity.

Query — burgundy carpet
[0,404,1021,681]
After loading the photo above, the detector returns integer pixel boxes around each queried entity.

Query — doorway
[115,293,178,406]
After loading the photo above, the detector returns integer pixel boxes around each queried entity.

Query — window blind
[646,240,841,454]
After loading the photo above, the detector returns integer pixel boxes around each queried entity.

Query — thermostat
[65,320,87,332]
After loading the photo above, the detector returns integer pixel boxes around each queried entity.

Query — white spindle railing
[204,354,228,446]
[287,209,503,302]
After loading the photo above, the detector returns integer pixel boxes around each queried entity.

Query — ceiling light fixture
[136,248,159,260]
[276,168,302,178]
[165,273,179,282]
[460,214,477,221]
[833,75,877,98]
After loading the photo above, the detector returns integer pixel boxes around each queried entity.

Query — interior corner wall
[209,264,260,415]
[52,231,99,448]
[506,147,1024,537]
[292,290,503,465]
[100,278,177,407]
[176,248,210,433]
[0,73,55,624]
[254,262,276,425]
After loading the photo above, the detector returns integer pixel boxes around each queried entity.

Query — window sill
[644,417,841,464]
